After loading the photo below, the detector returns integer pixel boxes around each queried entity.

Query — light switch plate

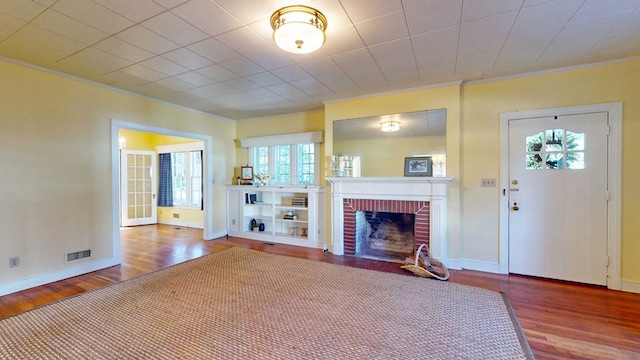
[481,178,496,187]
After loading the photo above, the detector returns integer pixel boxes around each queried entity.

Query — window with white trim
[170,151,202,206]
[240,132,323,186]
[157,142,204,208]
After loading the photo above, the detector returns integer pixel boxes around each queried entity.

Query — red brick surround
[343,199,430,256]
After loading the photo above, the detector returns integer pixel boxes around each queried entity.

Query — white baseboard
[158,219,204,229]
[0,257,120,297]
[460,258,501,273]
[621,280,640,294]
[445,258,462,270]
[205,231,227,240]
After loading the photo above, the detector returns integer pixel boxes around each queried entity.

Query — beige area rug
[0,247,534,359]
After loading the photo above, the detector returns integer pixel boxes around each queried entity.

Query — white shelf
[245,203,272,207]
[226,185,325,250]
[275,205,308,210]
[276,218,308,224]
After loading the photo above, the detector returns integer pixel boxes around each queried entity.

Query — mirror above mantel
[332,109,447,177]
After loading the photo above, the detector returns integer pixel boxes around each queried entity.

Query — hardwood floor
[1,224,639,359]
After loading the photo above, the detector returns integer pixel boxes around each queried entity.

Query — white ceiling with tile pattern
[0,0,639,120]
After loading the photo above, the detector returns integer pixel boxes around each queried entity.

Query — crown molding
[464,56,640,86]
[323,81,464,106]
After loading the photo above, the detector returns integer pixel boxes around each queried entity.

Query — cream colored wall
[0,59,234,288]
[234,111,326,180]
[120,129,204,228]
[461,60,640,282]
[334,136,446,176]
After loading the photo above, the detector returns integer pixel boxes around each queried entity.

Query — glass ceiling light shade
[270,5,328,54]
[380,120,401,132]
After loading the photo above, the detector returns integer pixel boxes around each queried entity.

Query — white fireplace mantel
[326,177,453,262]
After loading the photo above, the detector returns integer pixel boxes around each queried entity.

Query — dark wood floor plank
[1,224,639,359]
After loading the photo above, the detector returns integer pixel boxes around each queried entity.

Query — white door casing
[499,103,622,290]
[508,113,608,285]
[121,150,157,227]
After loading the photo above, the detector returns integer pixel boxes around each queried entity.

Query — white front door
[508,112,608,285]
[121,150,157,227]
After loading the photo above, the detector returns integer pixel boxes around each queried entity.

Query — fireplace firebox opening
[355,210,415,262]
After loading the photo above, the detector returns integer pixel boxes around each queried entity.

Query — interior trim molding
[239,131,323,148]
[111,119,216,247]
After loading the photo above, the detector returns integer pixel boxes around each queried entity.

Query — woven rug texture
[0,247,534,359]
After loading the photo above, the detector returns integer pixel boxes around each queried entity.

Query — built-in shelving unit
[226,185,325,249]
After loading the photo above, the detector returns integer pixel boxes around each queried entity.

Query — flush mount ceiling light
[380,120,401,132]
[270,5,328,54]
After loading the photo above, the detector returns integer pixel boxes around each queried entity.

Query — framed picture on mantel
[404,157,433,177]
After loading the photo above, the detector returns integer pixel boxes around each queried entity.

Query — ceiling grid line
[534,0,587,63]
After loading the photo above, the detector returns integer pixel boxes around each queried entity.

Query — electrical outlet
[173,213,180,219]
[9,256,19,268]
[232,219,236,225]
[481,178,496,187]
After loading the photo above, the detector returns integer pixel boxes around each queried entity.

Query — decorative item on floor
[404,156,433,177]
[402,243,450,281]
[270,5,327,54]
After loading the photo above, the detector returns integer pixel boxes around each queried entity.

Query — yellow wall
[4,54,640,292]
[158,207,203,228]
[460,60,640,282]
[320,64,640,283]
[0,59,234,289]
[334,136,446,177]
[119,129,200,151]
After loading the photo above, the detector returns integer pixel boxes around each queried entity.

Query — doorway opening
[111,119,215,264]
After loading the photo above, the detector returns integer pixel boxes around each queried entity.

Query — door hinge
[606,125,611,136]
[606,191,610,201]
[606,256,610,267]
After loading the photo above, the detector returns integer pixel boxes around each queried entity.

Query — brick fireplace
[343,199,430,261]
[327,177,451,262]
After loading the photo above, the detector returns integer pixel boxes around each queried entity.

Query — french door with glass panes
[121,150,157,226]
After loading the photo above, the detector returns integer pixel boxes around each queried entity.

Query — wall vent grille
[67,250,91,262]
